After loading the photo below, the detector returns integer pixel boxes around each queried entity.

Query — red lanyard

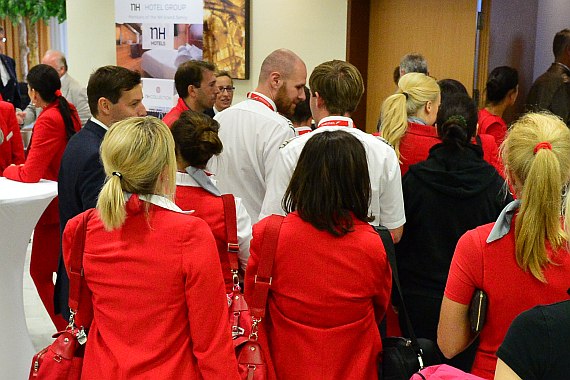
[317,119,354,128]
[247,92,276,112]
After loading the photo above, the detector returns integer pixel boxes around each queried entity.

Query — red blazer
[175,185,235,291]
[399,122,440,176]
[63,196,239,379]
[478,108,507,147]
[0,100,24,172]
[245,212,392,380]
[3,99,80,224]
[163,98,189,127]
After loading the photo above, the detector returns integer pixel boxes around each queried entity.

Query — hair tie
[54,89,62,97]
[445,115,467,129]
[112,171,123,179]
[401,91,409,99]
[533,141,552,154]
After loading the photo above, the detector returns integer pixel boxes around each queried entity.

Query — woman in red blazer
[171,110,252,292]
[3,64,81,330]
[379,72,441,175]
[0,100,24,171]
[245,130,392,380]
[63,117,239,379]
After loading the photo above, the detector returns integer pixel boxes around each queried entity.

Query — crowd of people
[1,27,570,380]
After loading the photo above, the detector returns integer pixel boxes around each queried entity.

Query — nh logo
[150,27,166,40]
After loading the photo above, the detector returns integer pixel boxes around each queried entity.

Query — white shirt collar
[90,117,109,131]
[125,192,192,214]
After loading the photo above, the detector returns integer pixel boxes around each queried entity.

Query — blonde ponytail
[97,116,177,231]
[379,72,439,159]
[502,113,570,281]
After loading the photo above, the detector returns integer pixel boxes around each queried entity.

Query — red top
[245,212,392,380]
[3,99,80,225]
[399,121,440,176]
[163,98,189,127]
[475,133,505,178]
[478,108,507,148]
[445,215,570,379]
[175,185,236,292]
[63,196,239,379]
[0,100,24,172]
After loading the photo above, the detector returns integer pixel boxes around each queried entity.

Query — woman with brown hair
[245,130,392,380]
[171,110,251,291]
[438,112,570,379]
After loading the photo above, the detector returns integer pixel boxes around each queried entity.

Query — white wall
[66,0,348,100]
[533,0,570,80]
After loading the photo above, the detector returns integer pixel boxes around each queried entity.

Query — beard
[274,85,296,119]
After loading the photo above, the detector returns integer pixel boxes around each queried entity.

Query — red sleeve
[182,217,239,379]
[6,107,24,164]
[3,111,64,182]
[244,217,269,302]
[444,229,484,305]
[484,121,507,147]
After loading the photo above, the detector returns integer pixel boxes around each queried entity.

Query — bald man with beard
[208,49,306,223]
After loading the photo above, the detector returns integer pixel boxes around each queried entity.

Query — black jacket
[0,54,21,109]
[395,143,512,299]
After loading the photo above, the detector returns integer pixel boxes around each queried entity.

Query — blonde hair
[379,72,439,159]
[96,116,177,230]
[501,112,570,281]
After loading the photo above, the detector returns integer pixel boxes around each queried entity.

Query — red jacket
[399,122,440,176]
[63,196,239,379]
[163,98,189,127]
[478,108,507,147]
[245,212,392,380]
[3,99,80,225]
[0,100,24,172]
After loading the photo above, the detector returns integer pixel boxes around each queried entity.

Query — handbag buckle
[232,326,245,339]
[228,243,239,253]
[254,275,272,285]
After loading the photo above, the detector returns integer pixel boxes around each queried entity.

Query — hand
[15,111,25,125]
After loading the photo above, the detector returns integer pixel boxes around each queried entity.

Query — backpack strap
[221,194,240,288]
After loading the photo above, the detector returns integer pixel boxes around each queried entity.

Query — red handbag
[236,215,283,380]
[29,211,92,379]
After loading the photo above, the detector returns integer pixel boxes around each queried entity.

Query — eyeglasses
[218,86,235,93]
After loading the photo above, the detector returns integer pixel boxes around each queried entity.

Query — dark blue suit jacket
[55,119,106,319]
[0,54,21,109]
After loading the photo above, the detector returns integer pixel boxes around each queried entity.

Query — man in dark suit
[55,66,147,320]
[0,27,21,109]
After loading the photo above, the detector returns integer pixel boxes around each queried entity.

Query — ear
[315,91,325,109]
[97,97,111,116]
[425,100,433,114]
[187,84,196,99]
[268,71,282,90]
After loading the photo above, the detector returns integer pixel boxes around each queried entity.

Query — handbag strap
[221,194,240,286]
[374,226,422,353]
[249,215,284,319]
[67,209,92,314]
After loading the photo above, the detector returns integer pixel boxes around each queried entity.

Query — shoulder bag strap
[67,209,92,316]
[249,215,284,319]
[374,226,423,353]
[221,194,240,287]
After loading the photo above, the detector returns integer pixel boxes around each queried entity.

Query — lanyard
[247,92,276,112]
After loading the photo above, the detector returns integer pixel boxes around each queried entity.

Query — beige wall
[66,0,348,102]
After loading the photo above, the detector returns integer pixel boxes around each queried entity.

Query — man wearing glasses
[0,27,21,110]
[213,70,235,114]
[162,60,219,127]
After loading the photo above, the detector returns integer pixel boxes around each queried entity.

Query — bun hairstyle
[171,110,222,168]
[485,66,518,105]
[436,93,477,149]
[97,116,177,231]
[379,72,440,159]
[27,64,79,139]
[501,112,570,282]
